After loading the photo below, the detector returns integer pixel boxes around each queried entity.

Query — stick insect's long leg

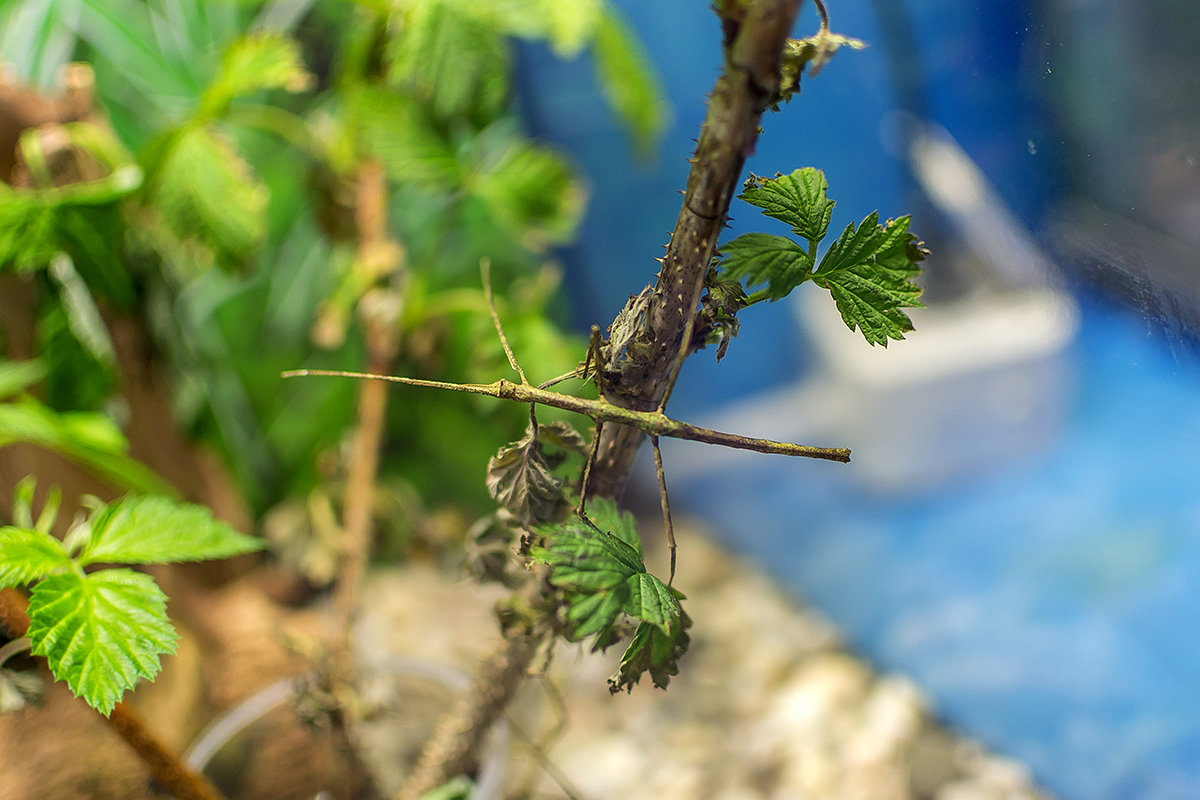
[576,419,604,520]
[647,280,706,580]
[651,435,677,585]
[575,325,607,521]
[481,258,529,387]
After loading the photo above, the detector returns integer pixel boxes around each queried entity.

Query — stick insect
[284,260,849,584]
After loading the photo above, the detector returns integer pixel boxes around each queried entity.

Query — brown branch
[323,158,402,797]
[330,158,399,676]
[0,588,227,800]
[589,0,805,499]
[397,630,538,800]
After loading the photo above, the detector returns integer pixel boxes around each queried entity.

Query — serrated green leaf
[592,6,668,156]
[610,606,691,694]
[27,569,177,715]
[564,590,624,642]
[812,214,925,346]
[718,232,811,301]
[145,124,268,272]
[0,527,72,588]
[200,32,312,116]
[533,503,683,664]
[386,0,509,122]
[741,168,834,242]
[534,520,643,590]
[469,127,584,250]
[815,210,886,274]
[350,87,460,188]
[78,495,262,567]
[629,572,680,634]
[583,497,640,555]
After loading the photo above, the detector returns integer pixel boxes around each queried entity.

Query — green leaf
[469,126,585,249]
[0,123,141,276]
[811,213,926,346]
[12,474,37,529]
[78,495,262,567]
[583,497,640,554]
[26,569,176,715]
[486,0,602,57]
[200,32,312,116]
[533,500,684,658]
[718,232,811,302]
[537,0,602,57]
[386,0,510,122]
[0,397,173,495]
[144,124,268,272]
[0,189,58,272]
[419,775,475,800]
[592,6,669,156]
[610,609,691,694]
[77,0,198,105]
[0,527,72,588]
[0,0,75,84]
[0,359,46,399]
[740,168,834,243]
[350,87,459,188]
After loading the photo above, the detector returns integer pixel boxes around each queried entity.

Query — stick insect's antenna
[481,257,528,386]
[481,257,537,432]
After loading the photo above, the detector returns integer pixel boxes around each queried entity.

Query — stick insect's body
[284,261,850,584]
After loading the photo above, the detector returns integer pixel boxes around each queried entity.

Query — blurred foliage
[0,0,666,531]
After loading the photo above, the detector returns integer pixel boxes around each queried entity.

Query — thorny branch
[588,0,807,499]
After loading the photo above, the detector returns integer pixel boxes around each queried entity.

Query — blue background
[518,2,1200,798]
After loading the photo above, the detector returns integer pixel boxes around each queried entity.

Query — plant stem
[0,588,228,800]
[325,158,402,796]
[330,159,399,678]
[282,371,850,463]
[589,0,806,499]
[396,630,538,800]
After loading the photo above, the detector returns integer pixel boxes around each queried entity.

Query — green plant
[0,478,261,715]
[297,162,925,704]
[0,1,927,798]
[0,0,667,797]
[383,1,928,796]
[716,168,926,346]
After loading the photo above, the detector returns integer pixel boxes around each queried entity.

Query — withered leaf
[485,421,585,524]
